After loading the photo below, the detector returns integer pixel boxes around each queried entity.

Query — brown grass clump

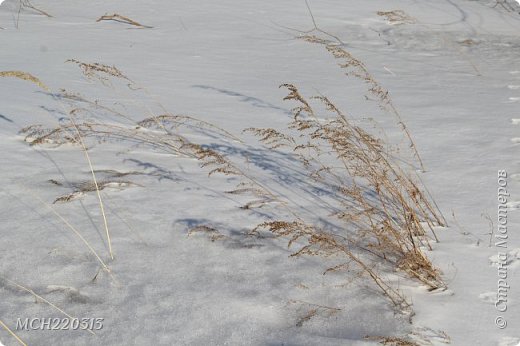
[21,59,446,313]
[96,13,153,28]
[243,85,445,308]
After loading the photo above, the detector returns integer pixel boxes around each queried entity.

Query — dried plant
[0,277,96,336]
[365,336,420,346]
[53,180,137,204]
[0,70,50,91]
[19,0,52,17]
[96,13,153,28]
[0,319,27,346]
[15,0,52,28]
[66,59,130,86]
[138,114,243,144]
[299,35,425,171]
[20,60,447,314]
[287,300,341,327]
[243,85,445,309]
[187,225,227,242]
[377,10,416,25]
[2,70,115,261]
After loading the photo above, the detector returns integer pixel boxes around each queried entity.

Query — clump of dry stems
[299,34,425,171]
[19,57,446,312]
[246,85,445,302]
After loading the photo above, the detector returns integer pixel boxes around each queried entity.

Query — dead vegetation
[246,85,444,293]
[377,10,416,25]
[287,300,341,327]
[52,180,138,204]
[366,336,420,346]
[96,13,153,29]
[14,0,52,28]
[0,319,27,346]
[17,53,446,314]
[299,35,425,171]
[66,59,131,85]
[0,71,49,91]
[187,226,227,242]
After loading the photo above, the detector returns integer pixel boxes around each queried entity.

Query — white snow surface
[0,0,520,345]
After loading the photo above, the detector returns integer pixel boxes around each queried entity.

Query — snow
[1,0,520,345]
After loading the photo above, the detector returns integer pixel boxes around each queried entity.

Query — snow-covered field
[1,0,520,345]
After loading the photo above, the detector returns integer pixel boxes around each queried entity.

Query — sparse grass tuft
[187,226,227,242]
[0,70,50,91]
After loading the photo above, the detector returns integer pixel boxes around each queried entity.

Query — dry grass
[366,336,420,346]
[96,13,153,28]
[246,86,444,293]
[299,35,426,171]
[25,189,113,279]
[187,226,227,242]
[377,10,416,25]
[0,277,96,336]
[287,300,341,327]
[52,180,137,204]
[20,58,446,313]
[2,69,115,262]
[66,59,131,86]
[15,0,52,28]
[0,70,50,91]
[0,319,27,346]
[18,0,52,17]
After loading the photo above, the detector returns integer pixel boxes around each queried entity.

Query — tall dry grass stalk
[69,113,114,260]
[299,35,425,171]
[15,0,52,29]
[0,319,27,346]
[1,69,115,261]
[0,277,96,336]
[27,189,113,279]
[20,59,446,311]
